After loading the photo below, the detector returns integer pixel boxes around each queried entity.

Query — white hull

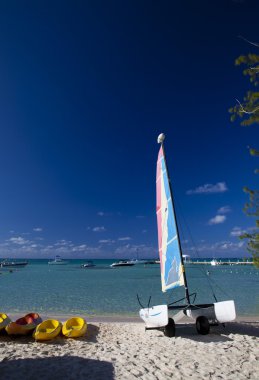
[140,300,236,329]
[139,305,169,328]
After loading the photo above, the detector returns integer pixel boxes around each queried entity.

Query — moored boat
[0,259,28,268]
[126,259,146,265]
[110,260,135,267]
[48,255,68,265]
[211,259,220,266]
[81,260,95,268]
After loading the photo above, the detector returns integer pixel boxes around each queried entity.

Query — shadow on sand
[1,356,114,380]
[161,321,259,343]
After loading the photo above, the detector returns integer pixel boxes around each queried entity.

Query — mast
[157,133,191,305]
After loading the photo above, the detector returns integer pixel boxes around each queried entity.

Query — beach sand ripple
[0,321,259,379]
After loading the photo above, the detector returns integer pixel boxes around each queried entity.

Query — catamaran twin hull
[140,301,236,336]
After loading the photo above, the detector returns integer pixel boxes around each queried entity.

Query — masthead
[157,133,165,144]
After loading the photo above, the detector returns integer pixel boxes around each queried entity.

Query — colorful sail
[156,146,185,292]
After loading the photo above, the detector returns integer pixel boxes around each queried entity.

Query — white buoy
[157,133,165,144]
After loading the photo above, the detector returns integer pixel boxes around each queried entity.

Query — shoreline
[5,311,259,323]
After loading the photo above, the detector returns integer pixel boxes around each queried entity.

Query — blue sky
[0,0,258,259]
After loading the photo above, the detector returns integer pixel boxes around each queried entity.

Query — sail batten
[156,145,185,292]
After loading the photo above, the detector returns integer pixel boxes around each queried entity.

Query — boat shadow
[174,321,259,342]
[1,356,114,380]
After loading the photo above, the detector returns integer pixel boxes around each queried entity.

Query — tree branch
[235,98,259,114]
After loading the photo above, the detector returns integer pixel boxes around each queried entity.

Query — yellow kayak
[33,319,62,341]
[6,313,42,335]
[62,317,87,338]
[0,313,11,332]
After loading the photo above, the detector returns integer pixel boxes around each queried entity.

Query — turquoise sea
[0,259,258,318]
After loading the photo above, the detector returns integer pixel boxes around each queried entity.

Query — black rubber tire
[164,318,175,337]
[196,316,210,335]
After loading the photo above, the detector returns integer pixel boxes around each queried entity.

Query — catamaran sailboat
[139,134,236,337]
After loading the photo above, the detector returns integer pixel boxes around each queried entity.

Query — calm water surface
[0,259,258,317]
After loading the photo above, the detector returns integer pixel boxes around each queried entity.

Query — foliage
[229,54,259,126]
[229,51,259,268]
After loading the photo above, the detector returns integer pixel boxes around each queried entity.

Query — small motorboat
[62,317,87,338]
[33,319,62,341]
[81,260,96,268]
[125,259,146,265]
[6,313,42,335]
[110,260,135,267]
[48,255,68,265]
[0,260,28,268]
[0,313,12,332]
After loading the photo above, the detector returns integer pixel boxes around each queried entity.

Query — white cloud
[189,240,245,254]
[99,239,115,244]
[54,240,72,246]
[230,226,255,237]
[92,226,106,232]
[114,244,157,258]
[118,237,132,241]
[8,237,31,245]
[217,206,231,214]
[187,182,228,195]
[33,227,43,232]
[208,215,226,225]
[230,226,244,237]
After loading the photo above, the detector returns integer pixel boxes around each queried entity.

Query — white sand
[0,320,259,379]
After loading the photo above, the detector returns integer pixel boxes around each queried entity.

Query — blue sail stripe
[158,151,184,292]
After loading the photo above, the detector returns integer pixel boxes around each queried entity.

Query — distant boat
[210,259,220,266]
[110,260,135,267]
[48,255,68,265]
[126,259,146,265]
[0,259,28,268]
[182,254,191,263]
[81,260,96,268]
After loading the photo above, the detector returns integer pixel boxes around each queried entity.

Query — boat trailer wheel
[196,316,210,335]
[164,318,175,337]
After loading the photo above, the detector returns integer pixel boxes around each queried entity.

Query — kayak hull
[6,313,42,335]
[0,313,12,332]
[33,319,62,341]
[62,317,87,338]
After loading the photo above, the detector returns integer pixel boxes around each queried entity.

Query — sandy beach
[0,316,258,380]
